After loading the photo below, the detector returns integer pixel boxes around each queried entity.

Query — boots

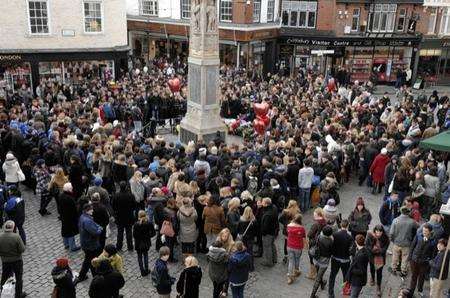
[287,275,294,285]
[307,264,317,280]
[294,269,301,277]
[376,286,381,297]
[370,277,375,286]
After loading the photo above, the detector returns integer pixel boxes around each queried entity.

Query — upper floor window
[220,0,232,22]
[428,7,437,34]
[282,1,317,29]
[440,7,450,35]
[253,0,261,22]
[84,1,102,33]
[141,0,158,16]
[369,4,396,33]
[181,0,190,19]
[397,8,407,32]
[28,0,49,34]
[351,8,360,31]
[267,0,275,22]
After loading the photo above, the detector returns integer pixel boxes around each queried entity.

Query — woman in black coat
[133,210,155,276]
[176,256,202,298]
[347,235,370,298]
[58,187,80,251]
[51,258,76,298]
[365,225,390,297]
[68,156,85,198]
[88,260,125,298]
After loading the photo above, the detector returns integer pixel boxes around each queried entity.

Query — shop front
[0,48,128,96]
[418,38,450,85]
[277,35,420,83]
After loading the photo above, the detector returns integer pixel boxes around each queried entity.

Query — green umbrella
[419,130,450,152]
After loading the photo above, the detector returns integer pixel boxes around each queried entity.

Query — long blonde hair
[52,168,68,188]
[283,200,300,218]
[228,197,241,212]
[241,206,255,222]
[138,210,148,224]
[217,228,235,252]
[184,256,199,268]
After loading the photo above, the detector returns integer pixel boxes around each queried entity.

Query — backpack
[103,103,116,120]
[151,267,161,287]
[246,176,258,195]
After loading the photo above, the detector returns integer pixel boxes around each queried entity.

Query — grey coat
[207,246,228,283]
[177,206,198,243]
[389,214,418,247]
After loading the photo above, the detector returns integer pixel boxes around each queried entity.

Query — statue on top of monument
[206,0,217,32]
[192,0,201,32]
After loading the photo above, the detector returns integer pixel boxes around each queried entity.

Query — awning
[419,130,450,152]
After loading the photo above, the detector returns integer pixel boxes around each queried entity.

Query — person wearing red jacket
[369,148,390,194]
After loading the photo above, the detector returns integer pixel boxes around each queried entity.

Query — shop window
[281,1,317,29]
[267,0,275,22]
[83,1,102,33]
[181,0,190,19]
[440,7,450,35]
[141,0,158,16]
[220,0,232,22]
[351,8,360,31]
[428,8,437,34]
[397,8,407,32]
[27,0,49,35]
[369,3,396,33]
[253,0,261,22]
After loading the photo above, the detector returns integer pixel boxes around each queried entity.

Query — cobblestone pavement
[0,178,436,298]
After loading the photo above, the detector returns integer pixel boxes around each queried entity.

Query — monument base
[179,119,226,145]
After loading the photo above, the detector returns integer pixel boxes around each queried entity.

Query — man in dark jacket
[88,259,125,298]
[311,225,334,298]
[112,181,136,251]
[408,224,436,296]
[260,197,278,267]
[328,219,353,298]
[378,192,400,233]
[59,183,81,251]
[153,246,175,297]
[347,234,369,298]
[0,220,26,298]
[429,238,449,298]
[91,193,109,250]
[4,186,26,245]
[75,203,103,284]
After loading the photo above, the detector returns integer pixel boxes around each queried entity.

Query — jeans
[299,188,311,212]
[231,284,245,298]
[134,120,142,132]
[328,258,350,297]
[369,262,383,286]
[137,251,149,274]
[116,224,133,250]
[311,265,328,297]
[79,248,102,279]
[262,235,277,266]
[351,285,363,298]
[243,239,254,271]
[409,260,429,294]
[287,248,302,276]
[213,281,227,298]
[63,236,79,250]
[1,260,23,298]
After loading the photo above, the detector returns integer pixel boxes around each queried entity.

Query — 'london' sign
[0,55,22,61]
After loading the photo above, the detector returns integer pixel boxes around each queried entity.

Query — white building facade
[0,0,129,93]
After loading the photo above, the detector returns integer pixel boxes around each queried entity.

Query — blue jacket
[379,197,400,226]
[228,250,251,286]
[79,213,103,251]
[154,258,174,295]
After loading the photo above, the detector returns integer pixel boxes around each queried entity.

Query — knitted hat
[94,176,103,186]
[56,258,69,268]
[327,199,336,207]
[5,153,14,160]
[322,225,333,237]
[381,148,388,155]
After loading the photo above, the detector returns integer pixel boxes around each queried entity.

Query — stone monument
[180,0,226,144]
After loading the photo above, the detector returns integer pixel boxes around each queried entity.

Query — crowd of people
[0,56,449,298]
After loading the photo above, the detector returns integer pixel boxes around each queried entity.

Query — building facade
[126,0,280,74]
[0,0,128,93]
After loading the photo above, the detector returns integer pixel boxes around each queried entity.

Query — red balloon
[260,115,270,127]
[253,118,266,135]
[168,78,181,92]
[253,102,269,117]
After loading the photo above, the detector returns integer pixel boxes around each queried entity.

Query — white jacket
[2,158,22,183]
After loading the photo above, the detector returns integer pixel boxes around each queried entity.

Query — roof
[419,130,450,152]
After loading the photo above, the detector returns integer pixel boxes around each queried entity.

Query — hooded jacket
[51,266,76,298]
[4,196,25,226]
[2,154,22,183]
[379,197,400,226]
[207,246,228,283]
[228,250,251,286]
[176,266,202,298]
[177,205,198,243]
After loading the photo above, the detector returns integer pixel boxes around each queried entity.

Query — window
[281,1,317,29]
[397,8,407,31]
[141,0,158,16]
[351,8,360,31]
[267,0,275,22]
[220,0,232,22]
[253,0,261,22]
[181,0,190,19]
[83,1,102,33]
[27,0,49,34]
[369,4,396,32]
[441,8,450,35]
[428,8,437,34]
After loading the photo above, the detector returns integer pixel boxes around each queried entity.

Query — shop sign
[0,55,22,61]
[311,50,335,55]
[285,37,416,47]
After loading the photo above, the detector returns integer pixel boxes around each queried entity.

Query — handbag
[342,281,351,296]
[160,220,175,237]
[236,220,253,242]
